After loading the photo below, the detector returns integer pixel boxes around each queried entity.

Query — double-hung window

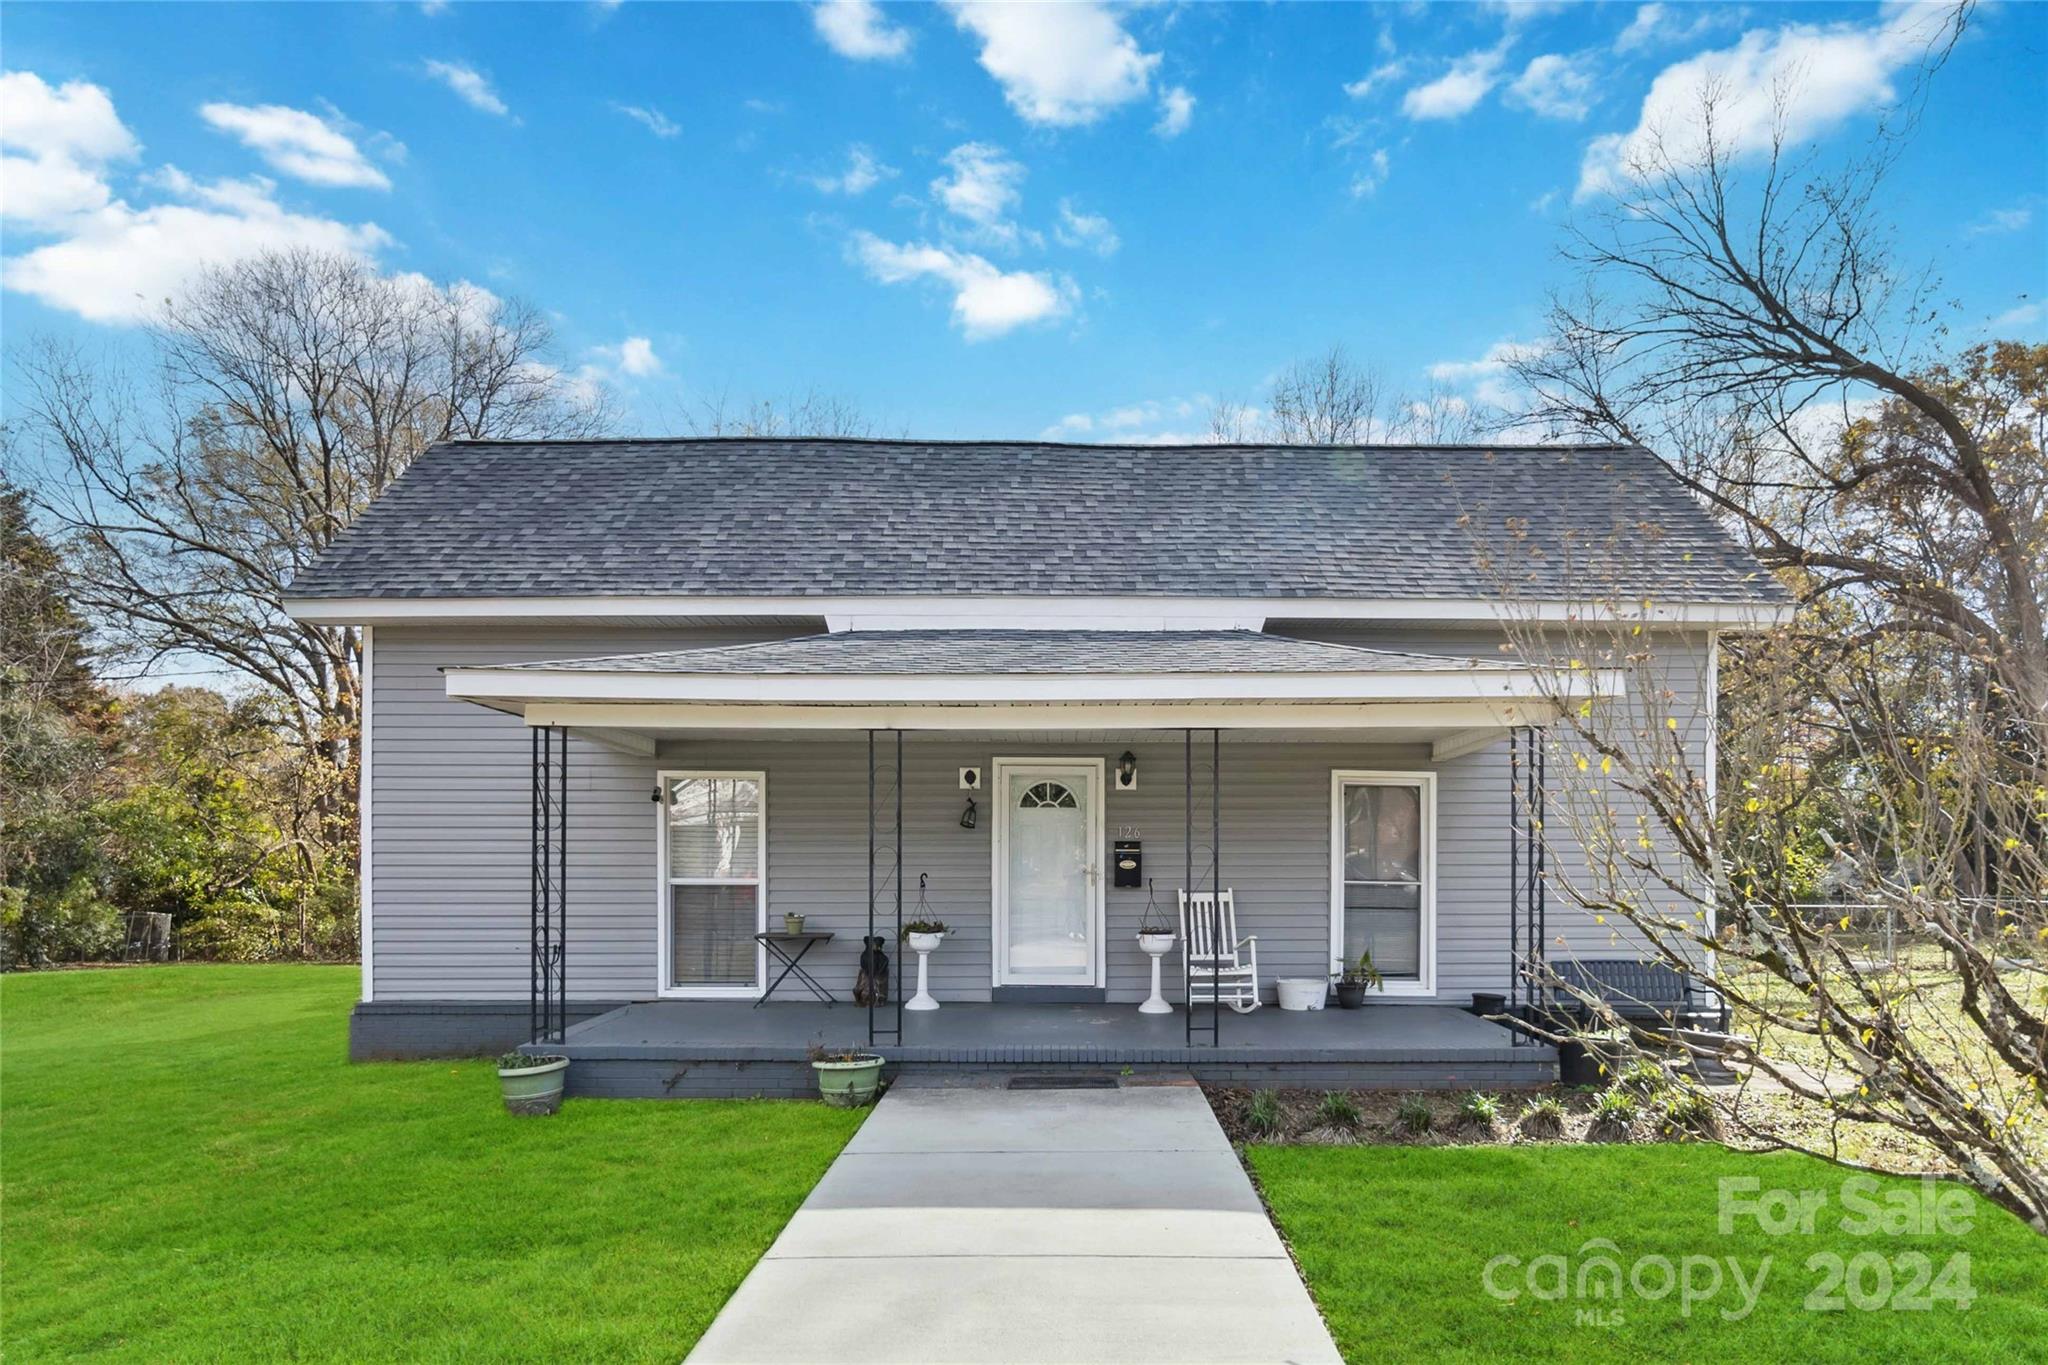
[1330,771,1435,995]
[660,772,765,997]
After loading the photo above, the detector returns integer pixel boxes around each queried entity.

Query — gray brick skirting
[349,1000,627,1060]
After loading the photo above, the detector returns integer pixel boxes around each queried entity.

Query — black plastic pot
[1470,991,1507,1017]
[1335,981,1368,1009]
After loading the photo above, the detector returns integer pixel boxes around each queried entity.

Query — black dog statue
[854,935,890,1006]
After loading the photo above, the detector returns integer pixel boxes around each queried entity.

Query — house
[282,437,1787,1095]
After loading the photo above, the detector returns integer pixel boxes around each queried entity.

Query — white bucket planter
[1276,977,1328,1012]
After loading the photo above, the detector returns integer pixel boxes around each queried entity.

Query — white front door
[993,759,1105,988]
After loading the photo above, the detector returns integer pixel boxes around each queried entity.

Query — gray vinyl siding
[368,623,1716,1005]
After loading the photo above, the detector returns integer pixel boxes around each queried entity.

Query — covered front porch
[536,996,1557,1097]
[444,628,1603,1092]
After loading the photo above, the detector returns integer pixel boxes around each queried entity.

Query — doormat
[1005,1074,1120,1090]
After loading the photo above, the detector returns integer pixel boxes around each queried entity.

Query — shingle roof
[287,438,1784,604]
[484,630,1510,676]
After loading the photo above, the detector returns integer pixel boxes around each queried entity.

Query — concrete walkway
[687,1081,1342,1365]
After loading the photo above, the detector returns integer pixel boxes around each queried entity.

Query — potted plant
[1333,950,1382,1009]
[900,918,949,1011]
[782,912,807,935]
[1133,884,1177,1015]
[497,1051,569,1116]
[809,1043,885,1107]
[901,918,949,952]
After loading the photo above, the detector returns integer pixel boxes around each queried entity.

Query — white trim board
[358,625,373,1003]
[515,700,1571,734]
[1330,769,1438,998]
[655,769,768,1000]
[990,758,1107,990]
[446,666,1625,707]
[286,592,1791,631]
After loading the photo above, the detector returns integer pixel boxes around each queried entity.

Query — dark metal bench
[1548,958,1726,1031]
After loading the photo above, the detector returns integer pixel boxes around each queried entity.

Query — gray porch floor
[550,998,1542,1066]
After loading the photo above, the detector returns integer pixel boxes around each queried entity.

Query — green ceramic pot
[812,1055,885,1107]
[499,1055,569,1116]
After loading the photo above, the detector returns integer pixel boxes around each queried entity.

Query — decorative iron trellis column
[529,724,568,1046]
[1184,727,1222,1047]
[1507,725,1548,1046]
[866,729,903,1048]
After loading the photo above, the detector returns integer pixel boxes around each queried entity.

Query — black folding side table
[754,930,836,1006]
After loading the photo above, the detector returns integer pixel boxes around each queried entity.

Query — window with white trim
[663,773,764,991]
[1332,772,1434,991]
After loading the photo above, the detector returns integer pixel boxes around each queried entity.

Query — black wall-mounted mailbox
[1112,840,1142,888]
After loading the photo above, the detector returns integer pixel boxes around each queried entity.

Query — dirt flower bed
[1204,1081,1720,1148]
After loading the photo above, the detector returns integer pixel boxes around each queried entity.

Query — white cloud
[1040,396,1210,444]
[613,103,680,138]
[808,143,896,195]
[1505,53,1595,121]
[1989,301,2043,332]
[1154,85,1194,139]
[1349,148,1392,199]
[931,141,1023,230]
[847,230,1074,340]
[199,102,390,188]
[422,60,511,117]
[1054,199,1119,257]
[0,72,139,227]
[1577,7,1952,200]
[1429,337,1542,409]
[1,71,139,163]
[1613,3,1738,55]
[2,72,390,323]
[1965,204,2032,237]
[595,335,662,377]
[1344,60,1407,100]
[812,0,912,61]
[1402,44,1509,120]
[946,1,1160,127]
[4,167,390,323]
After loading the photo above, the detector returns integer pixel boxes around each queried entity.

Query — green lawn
[1249,1144,2048,1364]
[0,966,864,1362]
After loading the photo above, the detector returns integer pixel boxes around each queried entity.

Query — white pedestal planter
[1276,977,1328,1011]
[906,932,943,1011]
[1136,932,1175,1014]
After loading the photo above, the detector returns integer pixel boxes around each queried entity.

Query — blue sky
[3,0,2044,441]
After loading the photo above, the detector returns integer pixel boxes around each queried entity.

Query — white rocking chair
[1178,890,1261,1013]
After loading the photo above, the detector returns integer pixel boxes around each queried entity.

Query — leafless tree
[1505,12,2039,724]
[16,248,610,885]
[678,386,898,439]
[1267,345,1386,445]
[1208,346,1498,445]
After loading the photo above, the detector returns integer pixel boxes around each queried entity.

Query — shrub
[1614,1057,1670,1098]
[1655,1082,1721,1139]
[1517,1094,1566,1139]
[496,1052,565,1070]
[1315,1091,1361,1129]
[1458,1091,1502,1128]
[1395,1095,1434,1134]
[1245,1090,1284,1137]
[1587,1087,1639,1142]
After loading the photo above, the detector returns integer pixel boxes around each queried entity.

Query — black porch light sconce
[1115,750,1139,792]
[960,795,978,829]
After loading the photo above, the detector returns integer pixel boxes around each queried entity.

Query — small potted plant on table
[900,918,949,1011]
[1333,950,1382,1009]
[809,1043,885,1106]
[497,1051,570,1116]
